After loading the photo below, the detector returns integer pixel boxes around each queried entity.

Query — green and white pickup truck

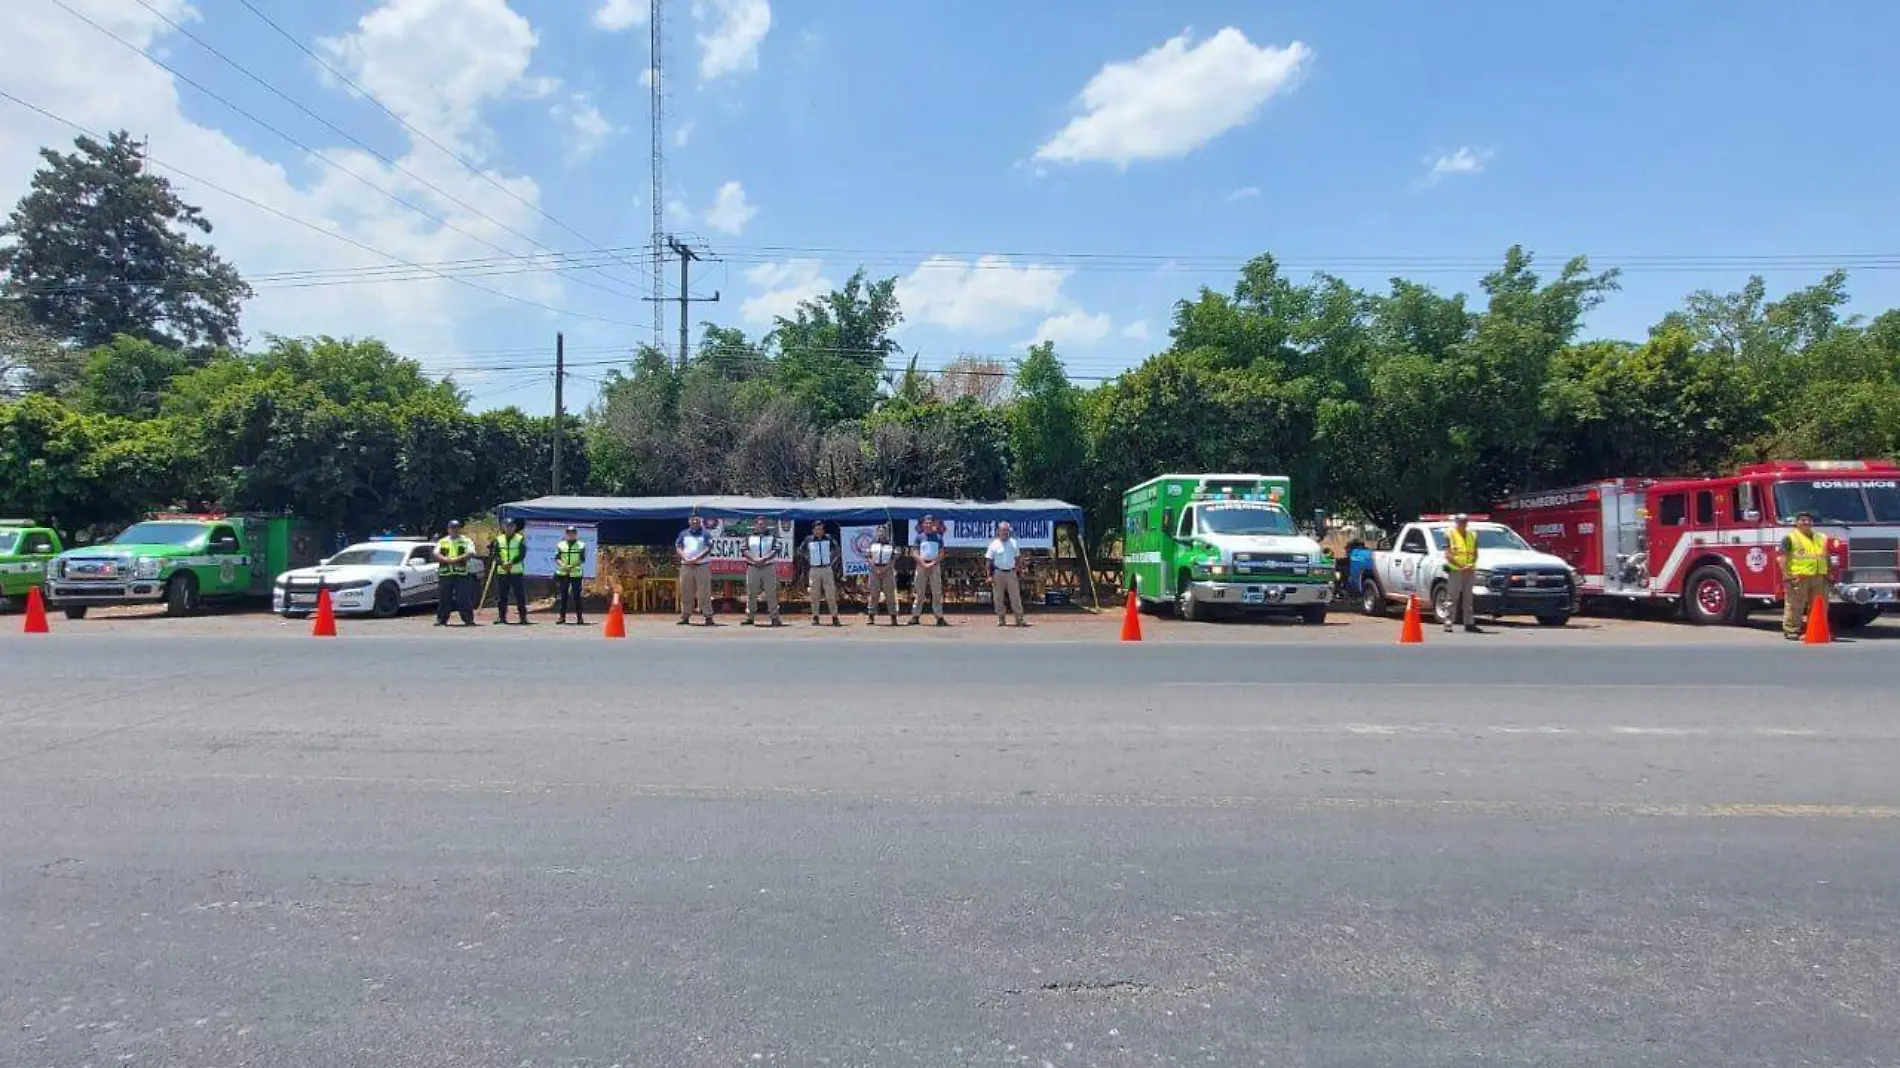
[0,520,64,611]
[46,513,322,619]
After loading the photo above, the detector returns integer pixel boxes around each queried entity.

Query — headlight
[1475,570,1496,587]
[330,579,372,591]
[1209,564,1228,576]
[135,557,160,577]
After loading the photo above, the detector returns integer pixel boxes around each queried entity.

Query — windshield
[1195,504,1296,536]
[110,522,209,547]
[327,547,406,567]
[1773,480,1900,524]
[0,532,17,554]
[1428,525,1530,551]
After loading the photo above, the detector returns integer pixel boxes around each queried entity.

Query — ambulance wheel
[164,573,201,616]
[1177,574,1206,622]
[1683,565,1741,626]
[372,581,402,618]
[1300,604,1328,625]
[64,605,89,620]
[1360,577,1388,617]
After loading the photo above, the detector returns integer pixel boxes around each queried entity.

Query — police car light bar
[146,511,227,521]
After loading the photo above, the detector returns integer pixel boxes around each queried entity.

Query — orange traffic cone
[23,586,50,634]
[1119,587,1143,642]
[1802,593,1833,645]
[603,591,627,639]
[311,586,337,637]
[1399,594,1425,644]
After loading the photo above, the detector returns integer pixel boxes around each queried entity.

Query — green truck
[46,513,322,619]
[0,520,65,611]
[1122,472,1333,623]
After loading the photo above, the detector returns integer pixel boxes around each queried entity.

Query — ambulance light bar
[0,519,36,527]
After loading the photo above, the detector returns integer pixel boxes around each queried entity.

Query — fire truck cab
[1495,460,1900,628]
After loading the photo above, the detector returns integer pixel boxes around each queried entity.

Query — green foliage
[0,132,249,351]
[1009,342,1085,502]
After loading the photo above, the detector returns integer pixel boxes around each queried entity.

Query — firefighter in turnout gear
[492,518,529,625]
[553,525,586,625]
[1780,510,1830,640]
[1443,513,1481,633]
[433,519,478,627]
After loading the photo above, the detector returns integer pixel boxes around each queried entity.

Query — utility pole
[643,236,719,366]
[551,332,565,495]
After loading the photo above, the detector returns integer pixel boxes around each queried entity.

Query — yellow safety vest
[554,539,585,578]
[495,533,525,575]
[1785,528,1828,577]
[436,536,474,576]
[1445,528,1479,571]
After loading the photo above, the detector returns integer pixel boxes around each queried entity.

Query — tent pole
[1074,522,1101,612]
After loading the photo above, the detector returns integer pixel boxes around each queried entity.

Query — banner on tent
[688,517,796,578]
[524,522,600,578]
[908,517,1054,550]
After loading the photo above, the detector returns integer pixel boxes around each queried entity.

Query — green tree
[1,132,250,351]
[1009,342,1086,502]
[71,335,191,417]
[769,269,902,426]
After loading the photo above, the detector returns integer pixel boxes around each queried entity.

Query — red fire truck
[1494,460,1900,629]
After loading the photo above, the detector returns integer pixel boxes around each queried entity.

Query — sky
[2,0,1897,413]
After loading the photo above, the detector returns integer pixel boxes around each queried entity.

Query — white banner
[840,525,879,577]
[690,517,796,578]
[908,517,1054,551]
[524,522,599,578]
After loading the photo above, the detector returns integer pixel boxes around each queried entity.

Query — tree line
[5,131,1898,546]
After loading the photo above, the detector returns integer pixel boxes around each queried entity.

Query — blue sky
[3,0,1896,412]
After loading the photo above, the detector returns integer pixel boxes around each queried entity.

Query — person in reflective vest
[492,518,529,625]
[1780,510,1830,640]
[909,514,948,626]
[797,520,843,627]
[433,519,477,627]
[864,524,899,625]
[741,514,784,627]
[1443,514,1481,633]
[675,514,716,626]
[554,525,587,626]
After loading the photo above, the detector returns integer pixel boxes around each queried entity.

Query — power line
[51,0,645,306]
[230,0,653,288]
[0,87,651,330]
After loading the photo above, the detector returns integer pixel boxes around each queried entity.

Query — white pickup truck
[1359,516,1580,626]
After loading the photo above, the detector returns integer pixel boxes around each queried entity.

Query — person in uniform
[1780,510,1830,640]
[864,524,899,625]
[986,521,1026,627]
[676,513,716,626]
[798,520,843,626]
[433,519,477,627]
[553,524,586,625]
[1443,513,1481,633]
[742,514,784,627]
[909,514,948,626]
[492,518,529,625]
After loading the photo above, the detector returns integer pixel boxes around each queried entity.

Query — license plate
[1243,587,1266,604]
[289,596,315,608]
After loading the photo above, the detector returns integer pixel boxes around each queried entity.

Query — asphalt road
[2,635,1896,1067]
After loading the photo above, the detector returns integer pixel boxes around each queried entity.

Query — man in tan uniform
[742,514,784,627]
[864,524,899,625]
[798,521,843,626]
[986,521,1026,627]
[909,514,948,626]
[675,513,715,626]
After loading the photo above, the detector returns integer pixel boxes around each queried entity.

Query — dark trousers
[556,576,585,621]
[495,572,527,621]
[436,573,474,624]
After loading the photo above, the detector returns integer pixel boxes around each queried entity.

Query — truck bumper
[274,588,373,615]
[47,582,167,607]
[1836,583,1900,607]
[1192,580,1332,609]
[1474,586,1576,617]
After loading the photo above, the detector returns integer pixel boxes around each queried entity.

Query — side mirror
[318,557,332,567]
[1743,509,1761,522]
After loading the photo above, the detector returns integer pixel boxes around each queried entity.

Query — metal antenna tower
[648,0,665,356]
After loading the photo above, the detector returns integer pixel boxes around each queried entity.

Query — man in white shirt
[797,521,843,626]
[864,524,899,625]
[909,514,948,626]
[741,514,783,627]
[674,513,715,626]
[985,521,1026,627]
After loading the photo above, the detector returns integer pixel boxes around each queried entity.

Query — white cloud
[665,197,692,225]
[673,119,696,147]
[318,0,543,159]
[1421,146,1494,185]
[1026,310,1113,349]
[592,0,648,32]
[693,0,772,81]
[741,259,830,325]
[0,0,573,372]
[1226,185,1260,201]
[554,96,615,161]
[1120,319,1151,341]
[702,180,756,234]
[895,256,1070,334]
[1036,28,1311,167]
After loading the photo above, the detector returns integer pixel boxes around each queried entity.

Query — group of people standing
[673,512,1031,628]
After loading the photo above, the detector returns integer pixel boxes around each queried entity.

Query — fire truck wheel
[1683,564,1742,626]
[1360,577,1387,617]
[1829,604,1881,631]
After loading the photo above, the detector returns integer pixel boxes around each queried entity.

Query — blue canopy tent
[495,495,1098,608]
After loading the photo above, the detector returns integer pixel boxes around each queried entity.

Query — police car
[273,537,480,618]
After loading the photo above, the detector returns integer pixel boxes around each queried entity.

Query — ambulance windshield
[1773,480,1900,524]
[1195,503,1296,536]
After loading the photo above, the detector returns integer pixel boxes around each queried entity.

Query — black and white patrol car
[273,538,482,618]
